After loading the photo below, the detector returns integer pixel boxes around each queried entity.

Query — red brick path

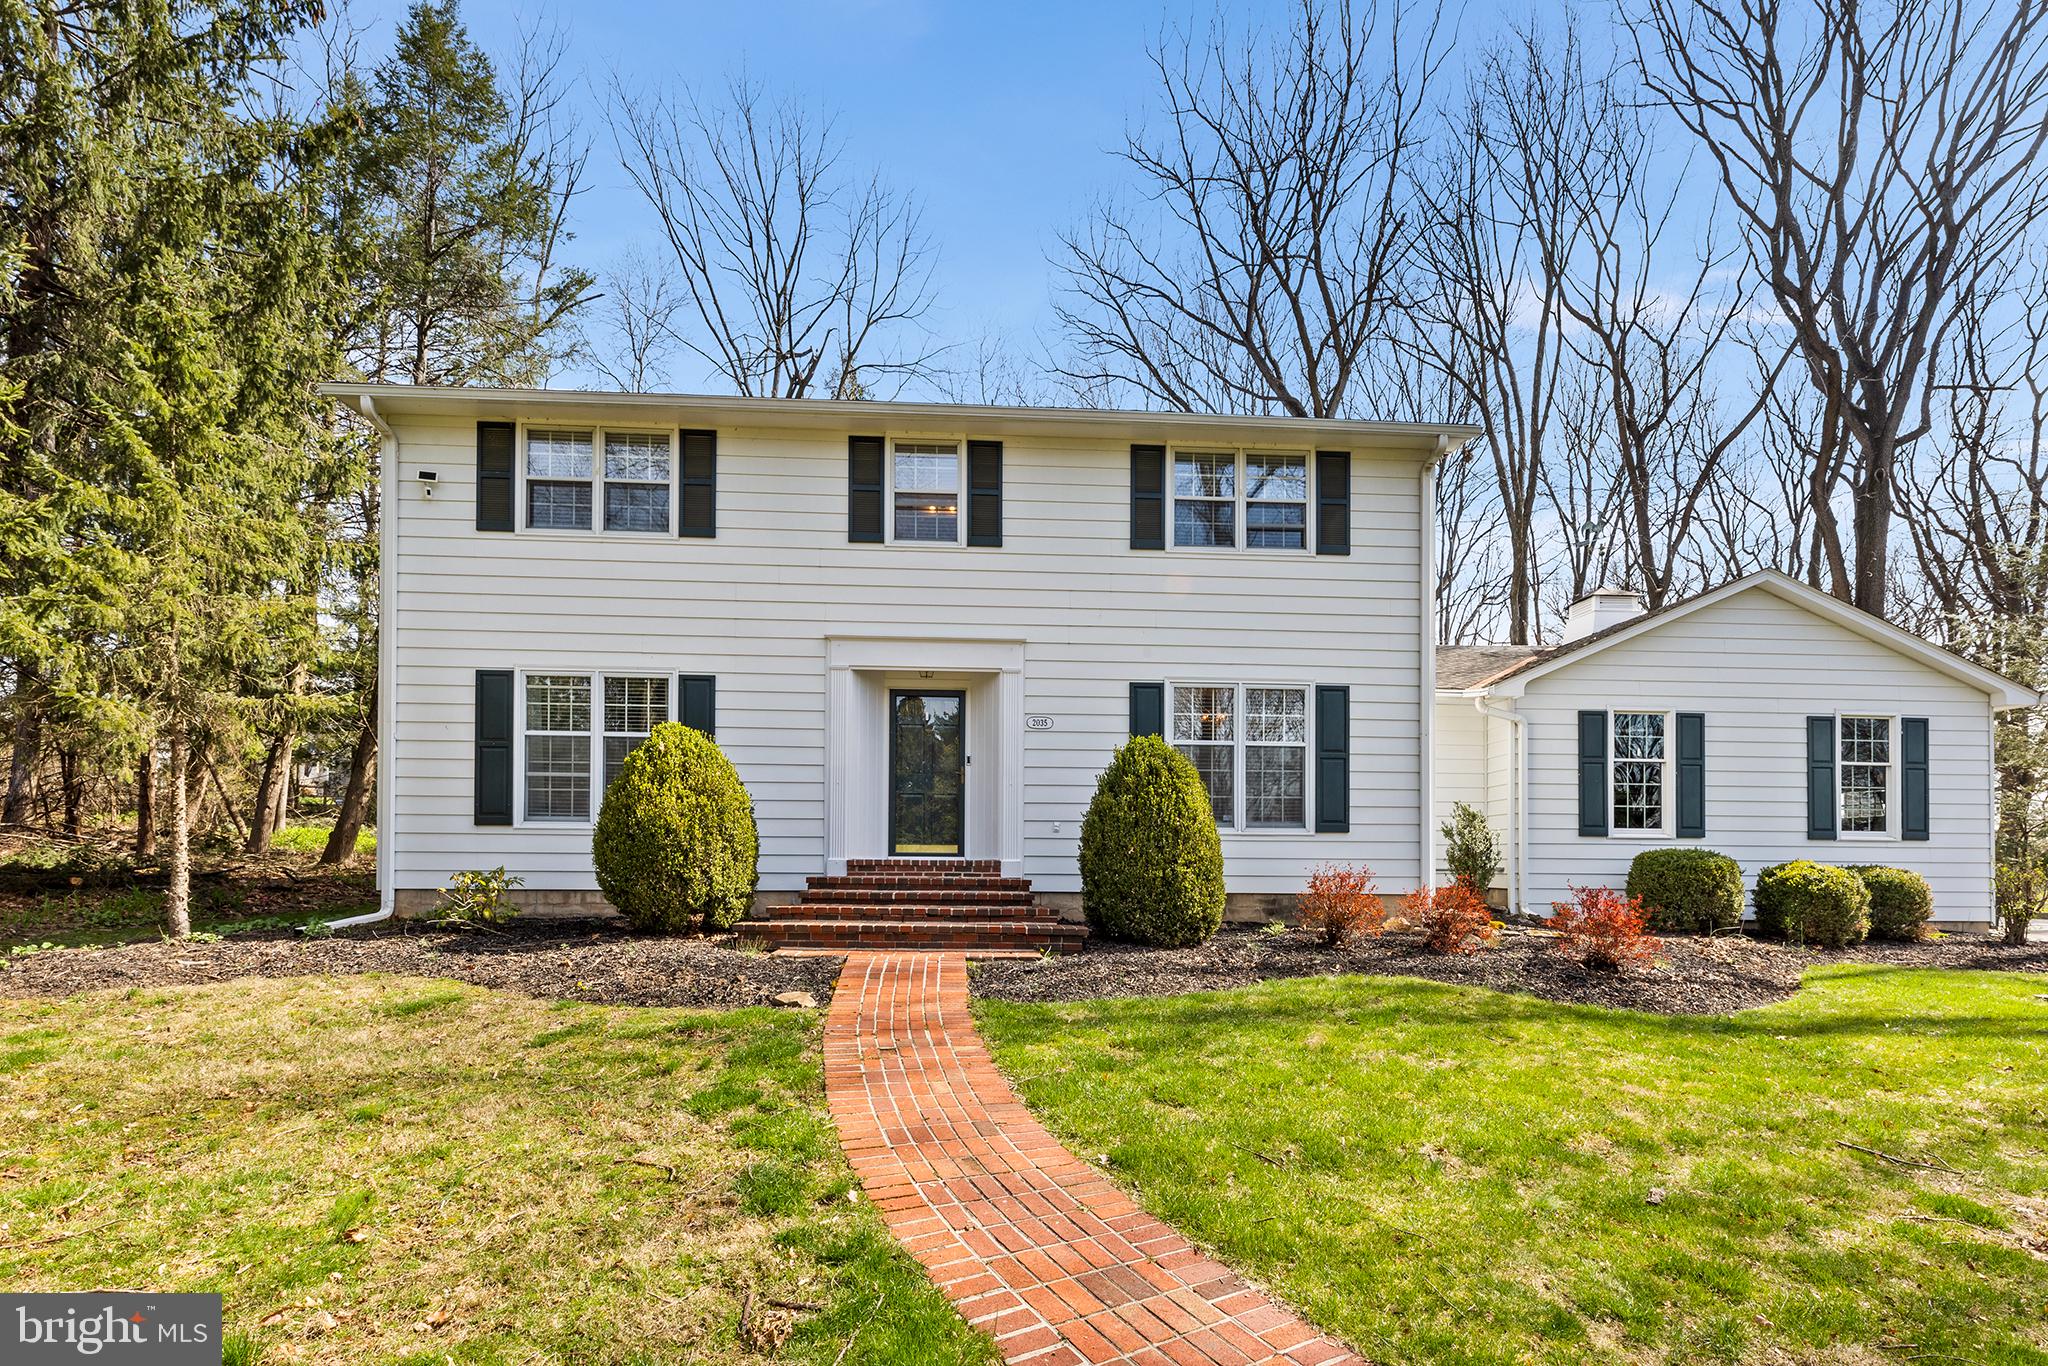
[824,952,1366,1366]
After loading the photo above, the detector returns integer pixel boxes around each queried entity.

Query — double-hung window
[1839,715,1892,834]
[892,441,960,543]
[1171,683,1310,830]
[1172,449,1310,551]
[524,427,674,534]
[522,672,672,822]
[1611,711,1667,833]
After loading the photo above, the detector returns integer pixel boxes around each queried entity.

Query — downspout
[1473,694,1526,916]
[1418,445,1443,886]
[329,393,398,932]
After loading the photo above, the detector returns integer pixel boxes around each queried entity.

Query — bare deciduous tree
[610,74,938,399]
[588,246,685,393]
[1630,0,2048,613]
[1054,0,1443,418]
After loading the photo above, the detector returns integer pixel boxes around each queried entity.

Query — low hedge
[1624,848,1744,933]
[1850,865,1934,942]
[1078,735,1225,947]
[1753,860,1870,948]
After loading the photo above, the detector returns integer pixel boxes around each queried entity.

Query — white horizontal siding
[387,412,1426,896]
[1511,590,1996,924]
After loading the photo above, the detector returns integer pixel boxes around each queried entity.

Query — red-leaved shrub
[1549,884,1659,970]
[1403,882,1494,955]
[1297,863,1382,947]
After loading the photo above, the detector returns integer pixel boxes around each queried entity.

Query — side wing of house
[1507,586,1999,926]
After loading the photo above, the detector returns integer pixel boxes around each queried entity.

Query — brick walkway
[824,952,1366,1366]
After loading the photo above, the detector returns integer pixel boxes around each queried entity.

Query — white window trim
[1608,708,1672,839]
[1835,711,1901,841]
[515,422,678,539]
[515,668,675,827]
[1167,680,1314,834]
[881,433,969,548]
[1166,445,1314,558]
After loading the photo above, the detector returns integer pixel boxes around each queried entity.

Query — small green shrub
[1625,849,1744,933]
[1079,735,1225,947]
[1441,802,1501,892]
[1754,860,1870,948]
[1850,865,1934,942]
[593,722,759,934]
[436,866,523,925]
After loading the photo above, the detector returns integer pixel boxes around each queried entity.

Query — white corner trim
[1419,454,1439,885]
[374,418,397,918]
[1474,694,1525,916]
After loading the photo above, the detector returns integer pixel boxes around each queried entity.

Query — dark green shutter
[967,440,1003,546]
[1130,445,1165,549]
[1315,451,1351,555]
[477,422,515,531]
[1315,685,1350,833]
[1129,682,1164,738]
[679,429,716,537]
[1577,711,1608,837]
[1676,712,1705,838]
[1806,716,1837,839]
[680,675,716,737]
[1902,716,1929,840]
[848,436,884,543]
[475,670,514,825]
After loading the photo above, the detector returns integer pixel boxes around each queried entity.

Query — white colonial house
[334,384,2034,943]
[1435,573,2039,931]
[333,384,1474,948]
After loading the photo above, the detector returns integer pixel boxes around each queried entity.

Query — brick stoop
[752,858,1087,956]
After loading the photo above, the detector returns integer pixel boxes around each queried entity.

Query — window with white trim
[1839,715,1892,834]
[1171,683,1310,830]
[603,431,671,533]
[1172,449,1310,551]
[526,429,594,530]
[524,674,592,820]
[603,676,670,789]
[892,441,959,542]
[1611,711,1667,832]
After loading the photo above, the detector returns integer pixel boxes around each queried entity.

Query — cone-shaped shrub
[593,722,758,933]
[1079,735,1225,946]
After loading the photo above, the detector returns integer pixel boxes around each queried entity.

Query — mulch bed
[970,926,2048,1015]
[0,919,842,1011]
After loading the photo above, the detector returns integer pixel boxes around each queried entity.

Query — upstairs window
[1611,711,1667,832]
[1172,449,1310,551]
[1840,715,1892,834]
[892,441,960,543]
[527,429,594,530]
[603,432,671,533]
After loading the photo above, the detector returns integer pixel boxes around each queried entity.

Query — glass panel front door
[889,690,965,855]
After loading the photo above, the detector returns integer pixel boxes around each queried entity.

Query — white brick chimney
[1562,586,1645,642]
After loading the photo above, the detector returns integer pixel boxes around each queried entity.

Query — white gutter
[1473,694,1527,917]
[328,393,398,931]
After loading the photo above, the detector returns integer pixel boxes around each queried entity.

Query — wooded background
[3,0,2044,938]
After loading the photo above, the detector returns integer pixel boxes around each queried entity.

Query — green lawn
[978,966,2048,1366]
[0,977,996,1365]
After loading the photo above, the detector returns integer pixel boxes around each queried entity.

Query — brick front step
[750,918,1086,952]
[797,886,1037,908]
[845,857,1002,875]
[802,874,1033,894]
[788,901,1069,924]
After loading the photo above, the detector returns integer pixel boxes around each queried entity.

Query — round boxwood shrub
[1850,865,1934,942]
[1753,860,1870,948]
[1624,848,1744,933]
[592,722,758,933]
[1079,735,1224,947]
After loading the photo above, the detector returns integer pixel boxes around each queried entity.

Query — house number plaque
[1024,715,1054,730]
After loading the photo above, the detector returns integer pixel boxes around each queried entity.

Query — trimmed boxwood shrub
[1753,860,1870,948]
[1624,848,1744,933]
[592,722,758,933]
[1079,735,1225,947]
[1850,865,1934,942]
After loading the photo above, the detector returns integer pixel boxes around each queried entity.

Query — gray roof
[1436,644,1548,690]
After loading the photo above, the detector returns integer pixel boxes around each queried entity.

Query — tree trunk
[4,668,43,825]
[272,738,292,829]
[165,718,191,939]
[134,747,156,857]
[322,681,377,865]
[57,744,82,837]
[246,732,291,853]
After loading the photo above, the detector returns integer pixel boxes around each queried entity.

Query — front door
[889,690,965,855]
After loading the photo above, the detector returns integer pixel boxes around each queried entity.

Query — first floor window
[525,674,592,820]
[527,428,594,530]
[893,441,959,542]
[1171,683,1310,830]
[1611,711,1666,832]
[603,676,669,788]
[1840,715,1892,834]
[603,432,671,533]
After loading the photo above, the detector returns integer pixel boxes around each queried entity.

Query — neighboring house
[328,384,1477,943]
[1435,572,2040,930]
